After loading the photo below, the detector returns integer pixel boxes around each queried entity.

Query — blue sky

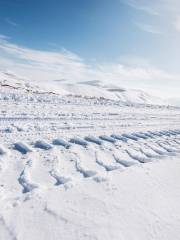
[0,0,180,97]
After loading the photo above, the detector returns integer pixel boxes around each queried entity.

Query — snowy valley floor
[0,91,180,240]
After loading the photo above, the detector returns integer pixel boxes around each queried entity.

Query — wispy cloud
[135,22,163,34]
[174,16,180,31]
[126,0,180,33]
[0,34,10,40]
[126,0,159,15]
[0,37,89,81]
[5,18,19,27]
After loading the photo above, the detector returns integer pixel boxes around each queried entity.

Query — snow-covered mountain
[0,70,165,105]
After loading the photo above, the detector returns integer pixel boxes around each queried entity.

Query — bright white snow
[0,71,180,240]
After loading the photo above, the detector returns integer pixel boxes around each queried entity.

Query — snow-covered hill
[0,71,36,91]
[0,70,165,105]
[77,81,164,105]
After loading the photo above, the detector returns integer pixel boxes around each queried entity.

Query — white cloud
[126,0,180,33]
[174,16,180,31]
[0,34,10,40]
[5,18,19,27]
[126,0,160,15]
[0,38,88,81]
[135,22,162,34]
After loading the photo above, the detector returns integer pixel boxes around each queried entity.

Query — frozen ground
[0,75,180,239]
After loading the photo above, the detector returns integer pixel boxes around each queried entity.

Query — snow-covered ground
[0,72,180,240]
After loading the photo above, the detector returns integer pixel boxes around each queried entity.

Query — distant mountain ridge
[0,70,168,106]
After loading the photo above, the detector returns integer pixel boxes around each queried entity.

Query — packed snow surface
[0,72,180,240]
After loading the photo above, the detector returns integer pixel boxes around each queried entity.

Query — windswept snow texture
[0,74,180,240]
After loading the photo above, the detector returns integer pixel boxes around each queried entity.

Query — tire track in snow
[2,128,180,193]
[0,216,17,240]
[18,159,39,193]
